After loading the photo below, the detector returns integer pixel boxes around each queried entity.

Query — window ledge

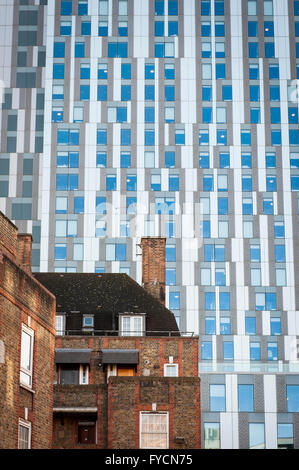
[20,383,35,394]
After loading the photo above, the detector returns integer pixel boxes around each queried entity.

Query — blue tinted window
[201,1,211,15]
[201,220,211,238]
[248,42,258,57]
[201,22,211,36]
[145,107,155,123]
[121,63,131,79]
[202,341,212,360]
[269,64,279,79]
[53,63,64,79]
[291,176,299,190]
[295,1,299,15]
[251,108,260,123]
[204,244,213,261]
[218,197,228,215]
[108,42,127,57]
[121,129,131,145]
[97,85,107,101]
[116,244,126,261]
[250,245,260,261]
[166,268,176,285]
[270,317,281,335]
[220,317,231,335]
[266,176,277,192]
[145,129,155,146]
[263,198,274,214]
[245,317,256,335]
[145,63,155,79]
[217,130,227,145]
[265,42,275,58]
[250,85,260,101]
[80,85,90,100]
[286,385,299,412]
[238,385,254,412]
[219,292,230,310]
[296,42,299,58]
[242,176,252,191]
[78,1,88,15]
[250,342,261,361]
[155,21,164,36]
[121,85,131,101]
[202,86,212,101]
[165,85,175,101]
[74,196,84,213]
[75,42,85,57]
[54,42,65,58]
[96,197,106,214]
[145,85,155,101]
[215,1,224,15]
[241,130,251,146]
[175,129,185,145]
[166,244,176,261]
[52,108,63,122]
[55,244,67,260]
[96,152,107,168]
[169,292,180,310]
[169,175,179,191]
[210,385,225,411]
[81,21,91,35]
[205,292,215,310]
[121,152,131,168]
[242,153,252,168]
[271,130,281,146]
[126,197,137,214]
[168,21,178,36]
[223,341,234,360]
[275,245,285,262]
[270,86,280,101]
[61,1,72,15]
[215,268,226,285]
[165,151,175,168]
[243,198,253,215]
[289,107,299,123]
[264,21,274,36]
[106,174,117,191]
[168,0,178,15]
[97,129,107,145]
[248,21,258,37]
[127,175,137,191]
[202,107,212,123]
[216,63,226,79]
[249,64,259,79]
[222,85,232,101]
[155,43,164,57]
[98,22,108,36]
[266,292,277,310]
[274,223,285,238]
[266,153,276,168]
[203,175,213,191]
[80,64,90,79]
[268,342,278,361]
[215,22,225,36]
[290,129,299,145]
[205,317,216,334]
[118,22,128,36]
[199,153,210,168]
[155,0,164,15]
[271,107,281,124]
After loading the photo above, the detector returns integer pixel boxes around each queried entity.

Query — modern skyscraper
[0,0,298,448]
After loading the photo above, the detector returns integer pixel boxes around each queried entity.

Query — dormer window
[82,315,94,331]
[119,313,146,337]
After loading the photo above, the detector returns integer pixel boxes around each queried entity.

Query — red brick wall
[141,237,166,304]
[0,213,56,449]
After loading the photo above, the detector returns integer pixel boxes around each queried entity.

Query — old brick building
[35,238,201,450]
[0,211,56,449]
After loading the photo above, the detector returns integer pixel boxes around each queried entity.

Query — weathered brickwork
[141,237,166,304]
[0,212,56,449]
[52,335,200,449]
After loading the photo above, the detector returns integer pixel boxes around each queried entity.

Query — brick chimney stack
[17,233,33,272]
[141,237,166,305]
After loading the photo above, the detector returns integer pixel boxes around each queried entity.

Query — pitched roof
[34,273,180,336]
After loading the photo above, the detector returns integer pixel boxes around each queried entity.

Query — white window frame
[140,412,169,449]
[79,364,89,384]
[119,315,145,336]
[164,363,179,377]
[55,314,66,336]
[18,419,31,449]
[82,314,94,330]
[20,324,34,388]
